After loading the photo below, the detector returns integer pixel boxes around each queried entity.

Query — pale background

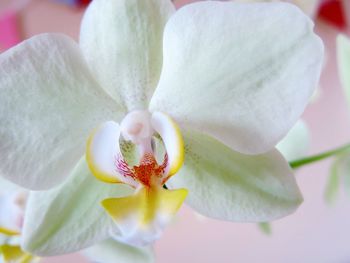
[1,0,350,262]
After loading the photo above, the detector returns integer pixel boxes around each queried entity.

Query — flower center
[115,153,167,187]
[86,110,185,188]
[86,111,187,246]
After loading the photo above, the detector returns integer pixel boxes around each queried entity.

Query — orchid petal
[168,130,303,222]
[276,120,310,161]
[22,157,133,256]
[0,177,21,194]
[83,239,154,263]
[80,0,175,110]
[0,33,123,190]
[150,2,323,155]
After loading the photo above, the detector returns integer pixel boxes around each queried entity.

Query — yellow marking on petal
[167,117,185,176]
[86,125,122,184]
[159,188,188,216]
[0,226,20,236]
[151,112,184,177]
[0,244,36,263]
[101,186,188,227]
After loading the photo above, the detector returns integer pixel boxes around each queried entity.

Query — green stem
[289,143,350,169]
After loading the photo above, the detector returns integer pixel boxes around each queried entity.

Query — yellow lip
[102,185,188,227]
[0,244,36,263]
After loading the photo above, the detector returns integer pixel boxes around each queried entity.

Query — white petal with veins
[150,2,323,155]
[80,0,175,110]
[22,157,133,256]
[168,130,302,222]
[0,33,123,190]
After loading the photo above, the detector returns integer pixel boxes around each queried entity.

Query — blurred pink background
[1,0,350,262]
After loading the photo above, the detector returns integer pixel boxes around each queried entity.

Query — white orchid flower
[0,0,323,256]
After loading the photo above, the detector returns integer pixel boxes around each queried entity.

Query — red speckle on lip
[115,153,169,187]
[115,156,135,179]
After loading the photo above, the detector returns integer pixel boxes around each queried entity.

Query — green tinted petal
[22,157,133,256]
[0,34,123,190]
[169,130,303,222]
[80,0,175,110]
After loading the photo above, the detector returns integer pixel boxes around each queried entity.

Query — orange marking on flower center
[115,153,168,187]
